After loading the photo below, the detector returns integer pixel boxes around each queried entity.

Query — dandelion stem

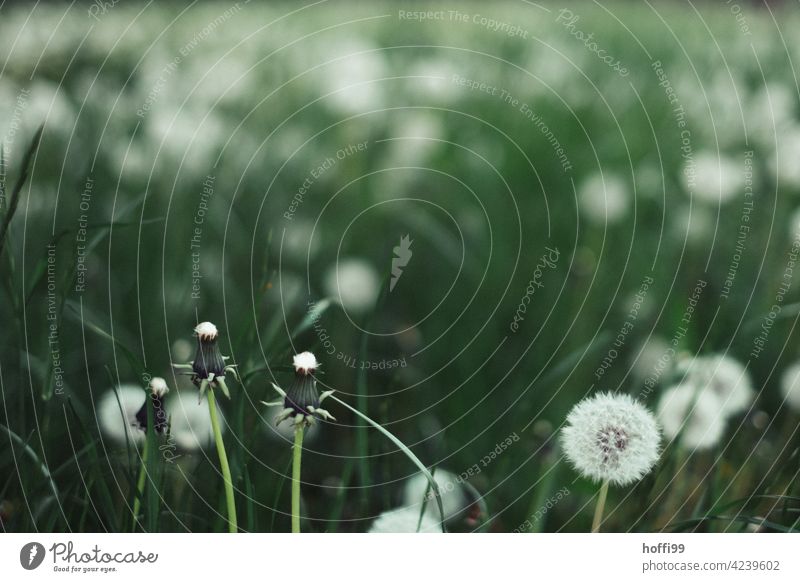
[131,438,148,530]
[292,425,304,533]
[592,479,610,533]
[207,389,237,533]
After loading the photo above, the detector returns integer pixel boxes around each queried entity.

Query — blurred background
[1,1,800,532]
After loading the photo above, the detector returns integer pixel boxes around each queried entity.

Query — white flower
[403,470,468,523]
[320,40,385,114]
[657,383,727,450]
[578,172,629,225]
[323,258,380,314]
[780,361,800,412]
[148,377,169,398]
[97,385,146,446]
[293,351,319,374]
[194,321,218,341]
[368,506,442,533]
[678,355,754,417]
[686,151,743,204]
[168,390,221,451]
[561,392,661,486]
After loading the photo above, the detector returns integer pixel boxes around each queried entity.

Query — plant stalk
[592,479,610,533]
[208,389,237,532]
[131,438,149,530]
[292,425,304,533]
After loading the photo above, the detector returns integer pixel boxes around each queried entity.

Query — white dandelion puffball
[324,258,380,314]
[686,151,743,204]
[167,390,220,451]
[293,351,319,374]
[679,355,754,417]
[657,384,727,451]
[368,506,442,533]
[561,392,661,486]
[97,385,146,446]
[403,470,468,523]
[780,361,800,412]
[578,172,629,225]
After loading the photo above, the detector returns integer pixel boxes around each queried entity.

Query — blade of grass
[0,124,43,259]
[328,394,446,531]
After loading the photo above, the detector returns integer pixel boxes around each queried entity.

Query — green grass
[0,1,799,532]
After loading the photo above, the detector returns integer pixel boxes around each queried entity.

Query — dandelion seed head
[368,506,442,533]
[780,361,800,412]
[560,392,661,486]
[657,383,727,450]
[97,385,146,445]
[148,377,169,397]
[194,321,218,341]
[678,355,753,416]
[293,351,319,375]
[323,258,380,314]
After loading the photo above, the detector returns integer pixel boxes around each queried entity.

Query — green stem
[208,389,237,533]
[292,425,304,533]
[131,438,149,531]
[592,479,610,533]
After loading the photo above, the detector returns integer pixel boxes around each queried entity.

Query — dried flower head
[368,506,443,533]
[262,351,336,430]
[561,392,661,486]
[678,355,754,416]
[780,361,800,412]
[173,321,238,399]
[134,377,170,434]
[657,383,727,450]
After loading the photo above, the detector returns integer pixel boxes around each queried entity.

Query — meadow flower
[577,172,629,225]
[657,383,727,450]
[134,377,170,434]
[686,151,742,204]
[368,506,443,533]
[173,322,238,399]
[263,351,336,430]
[561,392,661,487]
[780,361,800,412]
[677,355,754,417]
[403,470,468,524]
[323,259,380,314]
[167,390,222,451]
[97,385,147,446]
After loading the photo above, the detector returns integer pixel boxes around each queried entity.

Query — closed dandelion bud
[263,351,336,430]
[135,377,170,434]
[173,321,238,399]
[192,322,226,380]
[561,392,661,487]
